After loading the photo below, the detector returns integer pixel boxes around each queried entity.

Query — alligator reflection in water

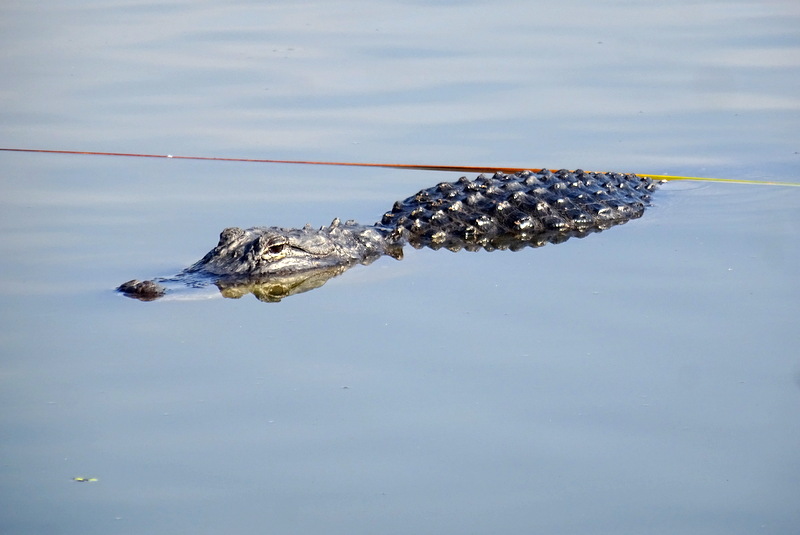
[118,169,660,302]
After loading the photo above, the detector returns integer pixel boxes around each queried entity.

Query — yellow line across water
[639,174,799,187]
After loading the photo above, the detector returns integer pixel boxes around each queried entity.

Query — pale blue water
[1,1,799,534]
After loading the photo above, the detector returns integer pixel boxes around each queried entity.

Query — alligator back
[380,169,659,251]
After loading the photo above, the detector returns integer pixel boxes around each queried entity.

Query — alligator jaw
[215,264,351,303]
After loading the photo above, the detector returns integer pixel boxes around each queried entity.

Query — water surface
[1,1,799,534]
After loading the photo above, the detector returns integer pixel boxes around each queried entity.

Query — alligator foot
[117,279,167,301]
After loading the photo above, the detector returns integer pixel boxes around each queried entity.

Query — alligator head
[118,219,404,301]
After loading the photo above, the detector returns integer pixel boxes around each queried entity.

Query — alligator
[118,169,660,302]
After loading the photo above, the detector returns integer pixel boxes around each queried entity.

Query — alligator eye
[259,236,288,257]
[267,243,285,254]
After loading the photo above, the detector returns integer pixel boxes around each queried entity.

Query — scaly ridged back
[380,169,659,251]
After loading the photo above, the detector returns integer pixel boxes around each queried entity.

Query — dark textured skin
[118,170,659,301]
[381,169,658,251]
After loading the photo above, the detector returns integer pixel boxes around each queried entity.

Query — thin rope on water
[1,147,798,187]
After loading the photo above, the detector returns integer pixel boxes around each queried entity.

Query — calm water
[1,1,799,534]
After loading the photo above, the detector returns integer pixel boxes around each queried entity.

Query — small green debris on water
[72,477,98,483]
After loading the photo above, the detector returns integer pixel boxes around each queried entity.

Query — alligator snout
[117,279,166,301]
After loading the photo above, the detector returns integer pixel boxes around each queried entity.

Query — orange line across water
[1,147,797,187]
